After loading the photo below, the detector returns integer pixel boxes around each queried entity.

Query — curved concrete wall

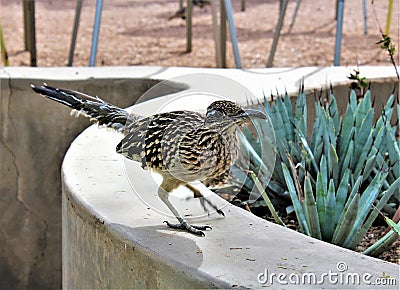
[0,67,178,289]
[1,66,398,288]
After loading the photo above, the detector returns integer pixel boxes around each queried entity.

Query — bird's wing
[116,111,204,170]
[116,116,151,168]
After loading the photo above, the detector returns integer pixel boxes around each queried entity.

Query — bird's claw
[163,220,212,236]
[199,197,225,217]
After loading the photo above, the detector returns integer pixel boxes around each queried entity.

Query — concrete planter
[1,66,398,289]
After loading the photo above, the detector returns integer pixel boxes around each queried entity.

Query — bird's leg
[185,184,225,217]
[158,179,212,236]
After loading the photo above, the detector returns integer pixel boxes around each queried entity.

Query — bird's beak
[240,109,268,121]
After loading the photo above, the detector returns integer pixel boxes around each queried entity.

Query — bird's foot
[199,198,225,217]
[163,220,212,236]
[184,184,225,217]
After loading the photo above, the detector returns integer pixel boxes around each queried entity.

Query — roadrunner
[168,7,186,20]
[31,84,266,236]
[168,0,211,20]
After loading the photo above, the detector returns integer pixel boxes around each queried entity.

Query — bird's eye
[206,109,224,118]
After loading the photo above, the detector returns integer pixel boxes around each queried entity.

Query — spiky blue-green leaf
[334,169,350,223]
[276,95,295,142]
[316,172,326,232]
[338,106,355,159]
[354,130,374,177]
[343,171,388,247]
[340,139,353,178]
[295,91,307,136]
[337,175,363,227]
[314,142,324,166]
[331,193,360,246]
[282,163,310,235]
[295,128,318,173]
[355,90,371,128]
[303,174,321,239]
[328,144,339,186]
[362,151,378,182]
[348,177,400,249]
[351,109,374,170]
[374,94,394,135]
[328,92,339,132]
[283,92,294,122]
[322,179,336,241]
[311,104,323,151]
[363,223,400,257]
[384,125,400,179]
[349,90,357,110]
[319,155,328,192]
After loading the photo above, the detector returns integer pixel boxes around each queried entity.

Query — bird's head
[205,100,267,126]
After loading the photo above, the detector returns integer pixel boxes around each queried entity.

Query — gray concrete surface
[1,66,398,289]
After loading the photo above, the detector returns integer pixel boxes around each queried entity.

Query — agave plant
[234,86,400,254]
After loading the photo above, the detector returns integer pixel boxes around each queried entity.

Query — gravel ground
[1,0,399,68]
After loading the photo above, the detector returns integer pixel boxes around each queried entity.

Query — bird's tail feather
[31,84,139,133]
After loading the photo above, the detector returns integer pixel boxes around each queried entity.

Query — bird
[168,7,186,20]
[31,84,267,236]
[168,0,211,20]
[193,0,211,8]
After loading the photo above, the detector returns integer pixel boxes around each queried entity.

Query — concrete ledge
[59,66,398,289]
[3,65,398,94]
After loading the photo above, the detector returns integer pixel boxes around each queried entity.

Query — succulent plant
[234,86,400,254]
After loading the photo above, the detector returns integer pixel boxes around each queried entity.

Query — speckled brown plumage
[116,108,238,188]
[32,84,267,236]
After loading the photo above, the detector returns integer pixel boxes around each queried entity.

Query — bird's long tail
[31,84,139,133]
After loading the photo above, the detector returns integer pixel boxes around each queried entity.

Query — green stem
[249,171,286,227]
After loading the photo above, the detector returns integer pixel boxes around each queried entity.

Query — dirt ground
[1,0,399,68]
